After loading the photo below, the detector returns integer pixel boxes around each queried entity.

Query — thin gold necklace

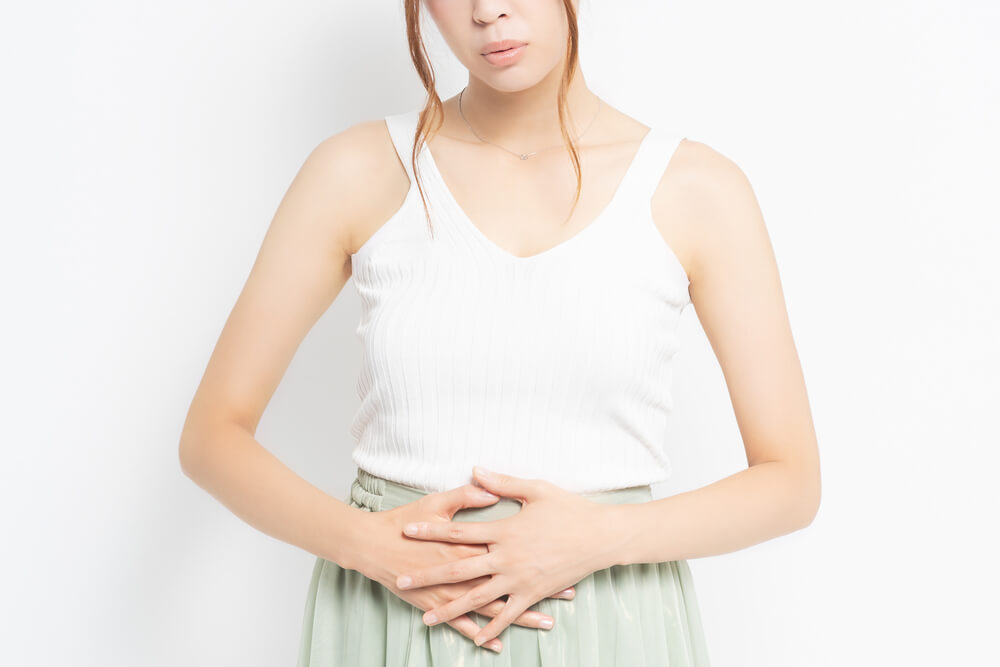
[456,87,602,160]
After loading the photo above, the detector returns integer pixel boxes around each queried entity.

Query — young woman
[180,0,821,664]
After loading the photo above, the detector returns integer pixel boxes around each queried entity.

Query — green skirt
[297,467,711,666]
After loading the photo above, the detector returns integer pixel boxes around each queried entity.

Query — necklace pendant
[519,153,529,160]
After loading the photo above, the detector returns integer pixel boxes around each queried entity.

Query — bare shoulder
[301,118,411,259]
[651,138,767,285]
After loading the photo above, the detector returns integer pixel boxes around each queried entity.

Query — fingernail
[540,617,554,629]
[403,523,419,535]
[479,491,499,500]
[424,612,438,625]
[486,639,502,652]
[397,576,411,589]
[473,466,492,478]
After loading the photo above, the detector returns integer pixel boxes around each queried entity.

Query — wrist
[589,501,633,570]
[597,502,639,568]
[323,502,370,572]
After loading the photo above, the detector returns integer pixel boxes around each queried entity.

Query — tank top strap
[617,126,687,207]
[383,109,423,183]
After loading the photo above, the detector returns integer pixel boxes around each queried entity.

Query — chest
[351,241,687,397]
[422,135,653,261]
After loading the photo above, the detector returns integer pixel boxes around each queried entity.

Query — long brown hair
[403,0,584,238]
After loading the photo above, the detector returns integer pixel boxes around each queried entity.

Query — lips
[481,39,527,55]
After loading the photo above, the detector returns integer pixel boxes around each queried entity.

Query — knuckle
[447,525,464,540]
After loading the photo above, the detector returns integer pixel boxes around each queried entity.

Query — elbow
[798,486,821,529]
[177,415,232,480]
[178,427,208,480]
[769,455,821,530]
[179,398,208,477]
[794,465,822,529]
[178,397,254,478]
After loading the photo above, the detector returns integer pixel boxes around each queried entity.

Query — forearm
[179,421,365,570]
[604,460,820,567]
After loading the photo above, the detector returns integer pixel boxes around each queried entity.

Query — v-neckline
[420,125,658,263]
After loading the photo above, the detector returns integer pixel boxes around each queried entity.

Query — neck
[456,68,599,148]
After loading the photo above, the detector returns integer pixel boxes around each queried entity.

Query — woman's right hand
[354,483,576,653]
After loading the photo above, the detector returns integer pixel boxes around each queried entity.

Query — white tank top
[348,108,691,493]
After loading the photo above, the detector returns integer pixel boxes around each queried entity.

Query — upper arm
[660,140,820,508]
[180,120,393,447]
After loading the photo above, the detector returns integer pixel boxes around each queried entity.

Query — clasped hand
[395,466,616,648]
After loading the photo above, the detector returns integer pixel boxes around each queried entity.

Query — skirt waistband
[349,467,653,519]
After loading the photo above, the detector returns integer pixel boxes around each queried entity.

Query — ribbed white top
[347,108,691,493]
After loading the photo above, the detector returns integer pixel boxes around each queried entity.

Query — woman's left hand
[394,466,618,647]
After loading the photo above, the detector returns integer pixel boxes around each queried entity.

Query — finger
[401,517,498,545]
[431,484,501,518]
[397,552,495,590]
[473,594,536,647]
[553,586,575,599]
[474,599,554,630]
[423,579,505,627]
[472,466,547,501]
[445,614,502,653]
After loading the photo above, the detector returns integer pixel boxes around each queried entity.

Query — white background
[2,0,997,665]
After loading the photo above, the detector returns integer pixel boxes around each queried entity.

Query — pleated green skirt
[297,467,711,666]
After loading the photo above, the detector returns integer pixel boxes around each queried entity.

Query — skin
[179,0,821,656]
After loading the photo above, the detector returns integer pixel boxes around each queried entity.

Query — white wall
[2,0,997,665]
